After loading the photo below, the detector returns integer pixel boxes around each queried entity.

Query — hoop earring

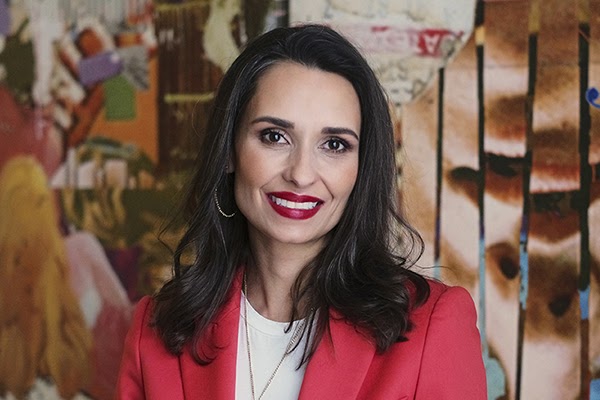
[214,189,235,218]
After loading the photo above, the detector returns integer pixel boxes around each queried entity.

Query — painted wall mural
[396,1,599,399]
[0,1,159,398]
[0,0,597,399]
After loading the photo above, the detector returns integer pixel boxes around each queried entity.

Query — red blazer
[116,273,487,399]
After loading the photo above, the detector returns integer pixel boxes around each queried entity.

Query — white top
[235,293,309,400]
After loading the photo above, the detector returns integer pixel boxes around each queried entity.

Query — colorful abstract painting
[0,0,597,399]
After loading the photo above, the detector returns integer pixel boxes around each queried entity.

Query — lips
[267,191,324,220]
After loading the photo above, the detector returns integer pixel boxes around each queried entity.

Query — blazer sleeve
[414,286,487,399]
[115,296,152,400]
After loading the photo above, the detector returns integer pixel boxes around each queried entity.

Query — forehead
[241,62,361,126]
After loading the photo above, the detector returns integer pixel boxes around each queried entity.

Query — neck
[245,234,322,322]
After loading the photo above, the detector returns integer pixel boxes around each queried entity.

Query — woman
[116,24,486,399]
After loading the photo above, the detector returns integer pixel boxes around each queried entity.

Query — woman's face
[234,62,361,249]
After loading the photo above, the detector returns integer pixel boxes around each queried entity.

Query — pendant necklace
[243,274,306,400]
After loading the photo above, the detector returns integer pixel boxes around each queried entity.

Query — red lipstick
[266,191,324,220]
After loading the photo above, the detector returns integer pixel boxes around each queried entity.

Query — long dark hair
[153,24,430,364]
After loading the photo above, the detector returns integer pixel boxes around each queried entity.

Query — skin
[233,62,361,321]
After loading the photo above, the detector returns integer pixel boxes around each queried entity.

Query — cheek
[234,147,271,191]
[325,168,358,231]
[343,172,358,198]
[327,160,359,203]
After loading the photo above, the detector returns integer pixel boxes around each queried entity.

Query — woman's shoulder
[363,279,484,397]
[117,297,185,398]
[122,295,179,361]
[132,295,154,324]
[404,280,486,397]
[409,278,478,333]
[126,295,159,344]
[421,278,474,306]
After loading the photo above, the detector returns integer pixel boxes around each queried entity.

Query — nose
[283,145,317,188]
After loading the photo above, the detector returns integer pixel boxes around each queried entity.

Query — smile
[266,192,324,220]
[269,195,319,210]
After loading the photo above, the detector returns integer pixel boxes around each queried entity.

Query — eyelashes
[323,137,352,153]
[260,129,288,145]
[259,128,355,154]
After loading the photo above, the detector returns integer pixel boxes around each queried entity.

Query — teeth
[270,195,318,210]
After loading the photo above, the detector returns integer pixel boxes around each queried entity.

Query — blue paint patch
[434,257,441,280]
[519,215,528,242]
[580,287,590,320]
[591,378,600,399]
[0,0,9,36]
[586,87,600,109]
[479,237,487,341]
[484,355,506,400]
[519,243,529,306]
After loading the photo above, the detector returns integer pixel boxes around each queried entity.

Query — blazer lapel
[299,311,376,399]
[179,273,243,399]
[176,271,376,399]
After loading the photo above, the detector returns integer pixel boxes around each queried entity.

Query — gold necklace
[243,274,306,400]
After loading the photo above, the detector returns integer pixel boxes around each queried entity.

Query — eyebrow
[322,127,360,141]
[251,116,294,129]
[251,116,360,140]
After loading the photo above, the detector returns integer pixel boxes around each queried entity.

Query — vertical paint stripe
[278,0,290,26]
[475,0,486,352]
[579,13,592,399]
[515,28,537,400]
[474,4,502,398]
[482,3,530,396]
[434,69,444,279]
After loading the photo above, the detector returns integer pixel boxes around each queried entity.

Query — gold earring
[214,189,235,218]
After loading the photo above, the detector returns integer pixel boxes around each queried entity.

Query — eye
[323,138,350,153]
[260,129,287,144]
